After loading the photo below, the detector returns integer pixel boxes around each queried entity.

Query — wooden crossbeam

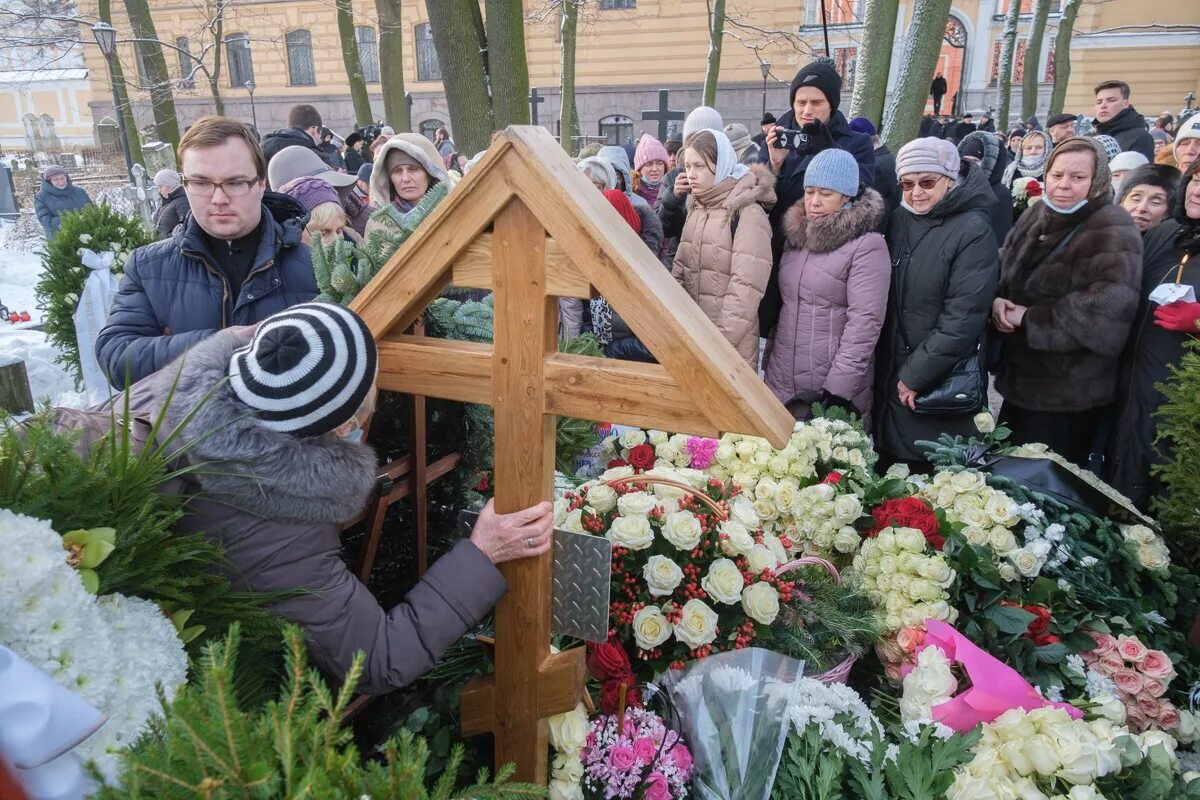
[451,234,592,299]
[459,649,587,738]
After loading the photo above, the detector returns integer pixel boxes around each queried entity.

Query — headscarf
[578,157,617,191]
[696,128,749,185]
[1016,130,1052,178]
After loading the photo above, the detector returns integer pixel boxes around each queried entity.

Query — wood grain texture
[490,197,557,783]
[452,233,593,299]
[375,335,492,403]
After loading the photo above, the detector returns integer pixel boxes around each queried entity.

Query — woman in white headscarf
[672,128,777,364]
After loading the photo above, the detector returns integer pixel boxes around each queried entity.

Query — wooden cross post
[350,126,792,783]
[642,89,686,142]
[529,87,547,126]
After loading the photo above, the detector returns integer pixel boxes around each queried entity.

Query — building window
[134,44,151,85]
[988,39,1029,86]
[356,26,379,83]
[415,23,441,82]
[804,0,820,26]
[600,0,636,7]
[1043,43,1055,82]
[833,47,858,95]
[599,114,633,145]
[286,29,315,86]
[419,119,444,140]
[225,33,253,88]
[175,36,195,89]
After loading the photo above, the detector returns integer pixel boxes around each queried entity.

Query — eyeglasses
[182,177,260,197]
[899,177,946,192]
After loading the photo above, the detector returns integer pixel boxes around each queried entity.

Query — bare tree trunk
[97,0,143,167]
[559,0,579,152]
[1048,0,1080,117]
[484,0,530,127]
[995,0,1021,130]
[849,0,899,125]
[882,0,953,151]
[702,0,726,108]
[207,0,225,115]
[336,0,373,126]
[1022,0,1052,121]
[123,0,181,149]
[426,0,493,152]
[375,0,408,130]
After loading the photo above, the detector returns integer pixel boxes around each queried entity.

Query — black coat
[33,176,91,237]
[317,141,345,170]
[873,144,900,213]
[1094,106,1155,161]
[262,128,341,169]
[153,186,190,239]
[344,146,365,176]
[1107,220,1193,508]
[875,162,1000,464]
[931,76,948,97]
[987,145,1014,247]
[995,200,1143,412]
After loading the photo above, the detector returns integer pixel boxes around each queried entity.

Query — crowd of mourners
[25,61,1197,695]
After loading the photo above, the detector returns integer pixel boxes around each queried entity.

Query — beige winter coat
[672,164,776,364]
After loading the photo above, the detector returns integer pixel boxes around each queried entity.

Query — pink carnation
[1089,632,1118,656]
[685,437,720,469]
[643,772,672,800]
[1159,702,1182,729]
[1117,635,1149,663]
[1114,668,1145,695]
[609,745,637,773]
[633,736,657,763]
[1139,649,1176,680]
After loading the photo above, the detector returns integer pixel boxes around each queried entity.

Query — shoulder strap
[730,209,741,241]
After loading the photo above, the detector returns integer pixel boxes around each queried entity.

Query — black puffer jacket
[1107,215,1197,508]
[875,161,1000,464]
[153,185,190,238]
[1093,106,1155,161]
[262,127,341,169]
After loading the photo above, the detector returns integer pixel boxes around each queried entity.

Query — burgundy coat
[53,327,506,694]
[764,188,890,422]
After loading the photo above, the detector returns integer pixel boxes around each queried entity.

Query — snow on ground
[0,221,89,408]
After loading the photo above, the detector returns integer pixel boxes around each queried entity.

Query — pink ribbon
[903,619,1083,731]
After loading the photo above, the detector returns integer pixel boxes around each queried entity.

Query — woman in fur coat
[992,137,1144,464]
[764,148,890,423]
[672,128,776,365]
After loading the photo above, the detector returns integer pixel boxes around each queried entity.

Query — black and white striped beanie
[228,303,378,438]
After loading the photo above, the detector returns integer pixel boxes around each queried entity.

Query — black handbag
[910,344,987,415]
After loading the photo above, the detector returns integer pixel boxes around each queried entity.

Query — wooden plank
[451,233,593,299]
[350,142,516,339]
[459,676,495,738]
[375,335,492,403]
[495,127,794,447]
[544,352,720,437]
[458,650,585,738]
[489,198,557,784]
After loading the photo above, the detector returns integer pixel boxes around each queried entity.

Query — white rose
[1091,693,1127,725]
[747,544,778,573]
[950,471,986,493]
[648,430,669,446]
[754,477,778,502]
[999,563,1018,583]
[645,469,687,500]
[730,496,759,528]
[753,498,780,523]
[989,527,1018,555]
[735,440,757,460]
[632,605,673,649]
[833,494,863,523]
[895,527,927,554]
[773,481,798,515]
[768,454,791,477]
[600,465,635,482]
[1009,548,1041,578]
[919,556,953,586]
[644,555,684,596]
[715,442,737,465]
[907,579,941,602]
[833,526,861,554]
[901,646,957,722]
[1138,544,1170,571]
[608,515,654,550]
[886,463,912,480]
[720,521,756,557]
[674,599,719,648]
[741,582,781,625]
[563,508,585,533]
[973,412,996,434]
[618,429,647,449]
[663,510,703,551]
[963,525,990,546]
[553,498,569,527]
[985,494,1019,526]
[676,468,709,490]
[764,533,790,564]
[960,507,991,530]
[548,704,589,752]
[587,484,618,513]
[550,778,584,800]
[701,558,745,605]
[656,443,681,465]
[617,491,657,517]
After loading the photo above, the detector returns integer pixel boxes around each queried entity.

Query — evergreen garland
[95,624,545,800]
[33,204,153,383]
[1153,335,1200,569]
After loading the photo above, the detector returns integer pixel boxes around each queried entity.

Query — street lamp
[760,61,772,119]
[91,21,134,180]
[245,80,258,133]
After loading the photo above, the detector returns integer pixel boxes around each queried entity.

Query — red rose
[1027,180,1043,197]
[607,458,629,469]
[1023,605,1052,637]
[628,444,656,471]
[599,680,642,714]
[823,471,843,485]
[474,473,492,492]
[1033,633,1060,647]
[925,532,946,551]
[587,639,634,682]
[898,497,929,517]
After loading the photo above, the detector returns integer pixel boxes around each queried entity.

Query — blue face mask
[339,421,364,444]
[1044,196,1089,215]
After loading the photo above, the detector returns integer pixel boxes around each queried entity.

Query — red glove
[1154,301,1200,332]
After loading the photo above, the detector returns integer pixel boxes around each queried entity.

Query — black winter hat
[1117,164,1180,214]
[1046,113,1077,128]
[760,112,777,126]
[790,60,842,114]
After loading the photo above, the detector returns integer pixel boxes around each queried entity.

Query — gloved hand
[1153,300,1200,332]
[818,391,856,414]
[800,121,836,157]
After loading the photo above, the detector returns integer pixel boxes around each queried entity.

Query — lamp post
[760,61,771,119]
[90,21,134,180]
[245,80,258,133]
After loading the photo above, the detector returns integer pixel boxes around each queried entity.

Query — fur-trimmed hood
[782,186,885,254]
[689,162,777,215]
[159,328,377,524]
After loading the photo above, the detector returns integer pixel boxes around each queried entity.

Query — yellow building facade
[76,0,1199,145]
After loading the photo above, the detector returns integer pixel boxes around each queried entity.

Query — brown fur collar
[782,187,886,254]
[688,163,777,215]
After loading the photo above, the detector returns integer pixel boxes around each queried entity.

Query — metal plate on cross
[457,510,611,642]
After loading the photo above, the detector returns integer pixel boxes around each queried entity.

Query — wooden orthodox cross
[350,127,792,782]
[529,87,547,126]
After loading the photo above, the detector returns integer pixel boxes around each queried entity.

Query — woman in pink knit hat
[633,134,670,207]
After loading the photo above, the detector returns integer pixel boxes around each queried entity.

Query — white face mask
[1044,196,1089,215]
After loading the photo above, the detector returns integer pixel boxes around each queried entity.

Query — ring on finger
[525,537,536,548]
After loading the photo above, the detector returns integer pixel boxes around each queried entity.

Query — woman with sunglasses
[991,137,1142,466]
[875,137,999,470]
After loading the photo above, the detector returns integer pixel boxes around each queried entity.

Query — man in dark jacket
[1046,112,1078,145]
[343,131,365,175]
[931,73,948,115]
[959,131,1013,246]
[261,104,341,169]
[97,116,318,388]
[66,304,554,694]
[758,60,875,333]
[1092,80,1155,160]
[152,169,191,238]
[33,165,91,238]
[851,116,898,212]
[317,128,345,170]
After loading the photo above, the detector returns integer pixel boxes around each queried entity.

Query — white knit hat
[1175,115,1200,157]
[228,303,378,438]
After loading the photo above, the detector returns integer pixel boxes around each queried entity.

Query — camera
[772,128,811,151]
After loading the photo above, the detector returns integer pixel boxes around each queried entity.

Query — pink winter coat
[763,187,890,422]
